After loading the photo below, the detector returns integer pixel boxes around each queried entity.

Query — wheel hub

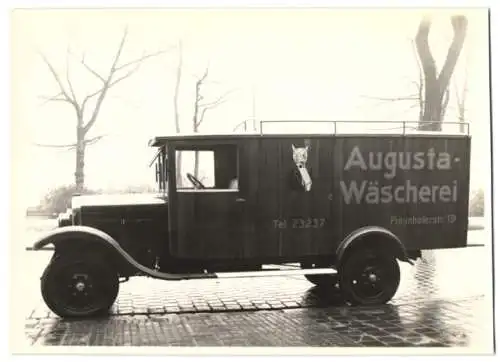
[75,281,86,292]
[368,273,377,283]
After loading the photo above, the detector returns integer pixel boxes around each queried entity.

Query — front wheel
[41,254,119,318]
[338,249,400,306]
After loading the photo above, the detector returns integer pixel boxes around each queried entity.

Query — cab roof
[148,120,470,147]
[148,133,333,147]
[148,131,470,147]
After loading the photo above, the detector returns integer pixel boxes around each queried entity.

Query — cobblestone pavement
[21,237,494,349]
[26,296,487,347]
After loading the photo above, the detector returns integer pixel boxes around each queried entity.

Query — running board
[136,267,337,281]
[213,268,337,279]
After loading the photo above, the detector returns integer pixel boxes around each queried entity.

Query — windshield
[150,145,168,193]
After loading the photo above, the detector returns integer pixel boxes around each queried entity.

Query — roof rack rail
[249,120,470,136]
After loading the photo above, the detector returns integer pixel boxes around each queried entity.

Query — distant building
[25,206,57,218]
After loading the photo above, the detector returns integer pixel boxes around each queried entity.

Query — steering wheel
[186,173,206,189]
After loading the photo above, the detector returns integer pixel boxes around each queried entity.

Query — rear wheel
[41,254,119,318]
[338,248,400,306]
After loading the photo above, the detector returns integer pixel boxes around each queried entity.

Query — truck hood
[71,193,167,208]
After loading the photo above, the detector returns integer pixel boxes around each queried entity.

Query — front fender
[32,226,213,281]
[33,225,120,251]
[336,226,413,265]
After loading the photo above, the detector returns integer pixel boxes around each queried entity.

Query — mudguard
[32,225,214,281]
[336,226,413,265]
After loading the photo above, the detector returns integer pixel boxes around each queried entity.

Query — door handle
[236,198,246,203]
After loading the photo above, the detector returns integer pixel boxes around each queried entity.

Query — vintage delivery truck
[31,121,471,318]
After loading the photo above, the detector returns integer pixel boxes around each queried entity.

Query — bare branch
[81,88,103,111]
[437,16,468,90]
[461,61,469,104]
[453,74,467,121]
[199,89,236,109]
[199,66,209,84]
[72,50,106,83]
[196,107,208,128]
[84,134,106,146]
[109,27,129,74]
[81,66,146,112]
[410,80,420,90]
[33,142,77,150]
[108,62,142,87]
[81,36,167,134]
[415,16,438,84]
[453,77,460,103]
[410,39,423,80]
[38,51,77,107]
[66,46,77,103]
[33,134,107,150]
[38,92,69,106]
[83,93,106,135]
[83,61,142,134]
[360,94,420,102]
[81,61,140,116]
[441,87,450,119]
[114,49,171,72]
[410,39,424,114]
[173,39,182,134]
[196,89,236,128]
[385,102,422,120]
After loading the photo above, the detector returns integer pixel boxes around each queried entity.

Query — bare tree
[415,15,468,131]
[38,28,169,192]
[233,86,258,133]
[365,21,462,130]
[453,68,468,133]
[191,65,235,177]
[359,38,424,124]
[173,40,183,186]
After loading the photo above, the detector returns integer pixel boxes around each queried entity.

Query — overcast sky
[10,8,490,210]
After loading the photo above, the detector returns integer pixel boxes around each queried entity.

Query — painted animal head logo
[291,144,312,192]
[292,144,309,167]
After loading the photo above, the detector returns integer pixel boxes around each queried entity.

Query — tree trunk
[194,149,200,178]
[174,40,183,187]
[193,79,200,178]
[75,126,86,192]
[419,82,443,131]
[176,152,183,187]
[458,99,466,133]
[193,124,200,178]
[459,118,466,133]
[441,88,450,121]
[416,15,468,132]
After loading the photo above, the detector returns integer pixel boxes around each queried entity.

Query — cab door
[251,137,337,258]
[168,142,246,260]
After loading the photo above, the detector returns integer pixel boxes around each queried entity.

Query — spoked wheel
[338,249,400,306]
[41,255,119,318]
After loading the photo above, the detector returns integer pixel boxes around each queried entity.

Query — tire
[338,248,400,306]
[41,254,119,318]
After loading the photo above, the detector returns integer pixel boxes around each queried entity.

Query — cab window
[175,144,239,191]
